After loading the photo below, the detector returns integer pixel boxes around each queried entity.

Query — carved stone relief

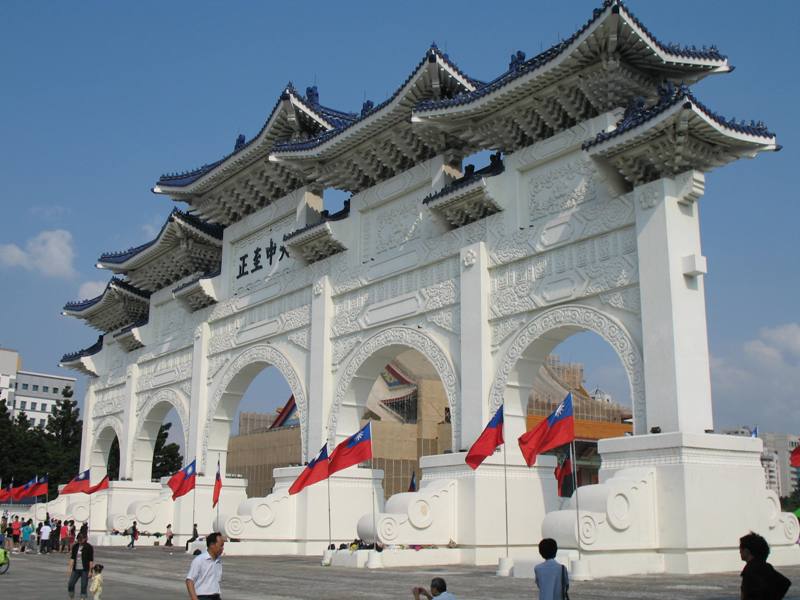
[137,348,193,392]
[92,385,125,418]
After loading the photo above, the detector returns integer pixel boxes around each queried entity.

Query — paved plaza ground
[3,546,799,599]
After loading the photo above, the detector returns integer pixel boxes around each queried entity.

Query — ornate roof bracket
[423,153,504,228]
[113,318,147,352]
[583,85,778,186]
[59,336,103,377]
[283,201,350,264]
[173,270,220,312]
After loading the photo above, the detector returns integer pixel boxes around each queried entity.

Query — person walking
[11,516,21,552]
[533,538,568,600]
[40,520,52,554]
[60,521,70,553]
[127,521,138,549]
[165,524,174,547]
[740,531,791,599]
[89,564,104,600]
[51,519,61,553]
[185,532,225,600]
[20,519,33,553]
[67,532,94,600]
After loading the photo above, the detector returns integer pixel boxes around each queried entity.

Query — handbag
[561,564,570,600]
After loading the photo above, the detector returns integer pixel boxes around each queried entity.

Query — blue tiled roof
[98,209,223,265]
[423,152,504,205]
[582,83,775,150]
[283,199,351,242]
[63,278,151,312]
[60,336,104,363]
[414,0,727,115]
[156,83,354,189]
[271,45,479,154]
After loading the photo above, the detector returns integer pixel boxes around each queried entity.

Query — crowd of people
[1,511,88,555]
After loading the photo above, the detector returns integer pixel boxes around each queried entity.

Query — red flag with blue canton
[518,393,575,466]
[29,474,48,497]
[289,444,329,495]
[61,469,91,495]
[212,460,222,507]
[554,455,574,497]
[465,405,504,469]
[168,460,196,500]
[87,475,109,495]
[0,481,10,502]
[329,423,373,475]
[11,476,37,500]
[790,443,800,468]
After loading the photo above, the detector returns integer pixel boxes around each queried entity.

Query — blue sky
[1,1,798,442]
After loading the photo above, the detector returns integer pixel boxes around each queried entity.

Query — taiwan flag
[790,443,800,468]
[554,455,574,497]
[168,460,197,500]
[465,406,504,469]
[289,444,329,495]
[29,474,49,497]
[518,393,575,467]
[87,476,109,495]
[61,470,91,495]
[329,423,373,475]
[212,460,222,508]
[0,481,10,502]
[12,477,37,500]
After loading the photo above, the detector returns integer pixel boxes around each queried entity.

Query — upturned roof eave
[411,3,729,122]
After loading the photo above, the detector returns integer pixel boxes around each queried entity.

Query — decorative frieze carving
[330,327,459,448]
[426,307,460,334]
[288,328,310,350]
[489,304,645,433]
[490,315,527,349]
[599,286,642,315]
[137,348,193,392]
[332,335,362,367]
[92,386,125,418]
[528,157,600,222]
[489,227,638,319]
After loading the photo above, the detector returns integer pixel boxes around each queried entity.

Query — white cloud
[77,280,108,300]
[712,322,800,434]
[0,229,77,279]
[29,205,69,221]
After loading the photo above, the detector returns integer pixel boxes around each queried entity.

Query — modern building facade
[723,427,798,497]
[0,347,76,427]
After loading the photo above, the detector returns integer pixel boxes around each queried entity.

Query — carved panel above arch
[489,304,645,433]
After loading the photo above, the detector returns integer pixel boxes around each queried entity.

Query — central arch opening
[333,339,455,499]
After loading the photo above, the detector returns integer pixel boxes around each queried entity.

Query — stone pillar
[79,381,96,471]
[633,170,713,434]
[189,323,211,472]
[120,363,139,480]
[307,276,333,460]
[458,241,492,450]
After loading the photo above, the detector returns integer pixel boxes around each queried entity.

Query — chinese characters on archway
[236,238,290,279]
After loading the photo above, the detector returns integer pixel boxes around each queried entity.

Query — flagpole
[502,422,510,559]
[570,440,581,559]
[326,461,332,550]
[216,453,221,529]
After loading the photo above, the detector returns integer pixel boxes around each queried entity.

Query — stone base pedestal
[356,451,559,566]
[218,466,383,556]
[542,433,800,576]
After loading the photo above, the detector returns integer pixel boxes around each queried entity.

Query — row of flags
[0,471,109,503]
[465,393,576,496]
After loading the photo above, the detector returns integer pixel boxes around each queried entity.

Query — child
[90,564,104,600]
[534,538,568,600]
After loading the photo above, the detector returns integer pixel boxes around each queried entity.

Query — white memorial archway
[59,1,797,573]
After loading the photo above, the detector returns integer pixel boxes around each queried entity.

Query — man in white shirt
[412,577,457,599]
[40,522,52,554]
[534,538,568,600]
[186,532,224,600]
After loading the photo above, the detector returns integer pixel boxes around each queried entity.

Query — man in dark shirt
[67,532,95,600]
[740,531,791,600]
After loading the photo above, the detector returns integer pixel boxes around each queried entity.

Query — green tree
[0,398,14,486]
[43,386,83,496]
[152,422,183,479]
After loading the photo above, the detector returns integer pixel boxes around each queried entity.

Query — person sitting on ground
[740,531,791,600]
[185,523,199,551]
[534,538,568,600]
[412,577,456,599]
[89,563,104,600]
